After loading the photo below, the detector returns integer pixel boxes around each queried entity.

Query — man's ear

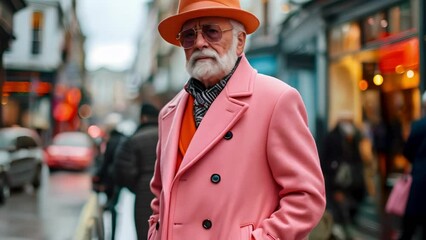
[236,32,246,55]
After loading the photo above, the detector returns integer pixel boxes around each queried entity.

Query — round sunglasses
[176,24,233,49]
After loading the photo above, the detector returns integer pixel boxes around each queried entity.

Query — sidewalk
[353,196,381,239]
[103,188,137,240]
[73,192,105,240]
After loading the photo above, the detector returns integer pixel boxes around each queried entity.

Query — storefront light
[66,88,82,106]
[395,65,405,74]
[406,70,414,78]
[53,102,73,121]
[373,74,384,86]
[78,104,92,119]
[359,80,369,91]
[342,24,350,33]
[1,95,9,105]
[88,125,103,139]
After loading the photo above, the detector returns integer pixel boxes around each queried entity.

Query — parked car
[0,156,9,205]
[44,131,98,170]
[0,127,44,196]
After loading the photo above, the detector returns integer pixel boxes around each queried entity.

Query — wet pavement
[0,166,92,240]
[0,163,406,240]
[101,188,137,240]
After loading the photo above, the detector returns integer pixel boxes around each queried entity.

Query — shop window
[388,1,414,34]
[31,11,43,55]
[362,0,418,45]
[362,12,388,43]
[328,22,361,57]
[361,62,381,91]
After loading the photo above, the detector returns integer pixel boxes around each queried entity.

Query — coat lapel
[160,91,189,190]
[176,55,257,176]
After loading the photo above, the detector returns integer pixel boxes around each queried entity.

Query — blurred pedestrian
[114,103,159,240]
[320,111,367,239]
[399,91,426,240]
[93,113,127,240]
[147,0,326,239]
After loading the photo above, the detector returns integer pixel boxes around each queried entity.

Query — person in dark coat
[114,102,159,240]
[93,122,127,240]
[320,112,367,239]
[400,92,426,240]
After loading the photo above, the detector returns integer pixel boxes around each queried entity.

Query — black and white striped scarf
[184,57,241,127]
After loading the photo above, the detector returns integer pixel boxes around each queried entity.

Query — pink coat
[148,54,326,240]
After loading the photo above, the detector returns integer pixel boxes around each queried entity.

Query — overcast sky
[77,0,150,71]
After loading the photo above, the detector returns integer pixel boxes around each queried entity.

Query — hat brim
[158,7,260,47]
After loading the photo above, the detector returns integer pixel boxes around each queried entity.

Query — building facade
[2,0,86,140]
[277,0,425,237]
[0,0,26,127]
[324,1,424,237]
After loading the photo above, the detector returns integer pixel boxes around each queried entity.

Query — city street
[0,163,139,240]
[0,166,91,239]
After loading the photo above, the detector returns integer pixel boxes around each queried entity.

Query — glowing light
[342,24,350,33]
[66,88,82,105]
[88,125,103,139]
[2,95,9,105]
[78,104,92,119]
[406,70,414,78]
[395,65,405,74]
[373,74,384,86]
[53,103,73,121]
[2,81,51,95]
[359,80,369,91]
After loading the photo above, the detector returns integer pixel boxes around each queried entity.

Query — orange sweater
[176,95,196,174]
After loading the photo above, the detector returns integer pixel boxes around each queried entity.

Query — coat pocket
[240,224,254,240]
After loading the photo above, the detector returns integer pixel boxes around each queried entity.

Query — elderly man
[148,0,326,239]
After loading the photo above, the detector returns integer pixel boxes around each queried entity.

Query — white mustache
[189,49,218,66]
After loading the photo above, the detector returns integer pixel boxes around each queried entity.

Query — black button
[156,221,160,230]
[211,174,221,184]
[224,131,233,140]
[202,219,212,229]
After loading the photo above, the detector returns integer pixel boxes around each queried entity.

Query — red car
[45,131,97,170]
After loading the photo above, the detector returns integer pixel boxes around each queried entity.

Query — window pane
[31,11,43,55]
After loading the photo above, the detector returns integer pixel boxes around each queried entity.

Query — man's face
[181,17,246,88]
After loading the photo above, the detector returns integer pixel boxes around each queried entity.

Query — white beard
[186,37,239,83]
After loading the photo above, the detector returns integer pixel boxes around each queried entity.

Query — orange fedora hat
[158,0,260,47]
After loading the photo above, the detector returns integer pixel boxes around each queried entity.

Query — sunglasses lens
[179,29,196,48]
[202,25,222,42]
[178,25,225,48]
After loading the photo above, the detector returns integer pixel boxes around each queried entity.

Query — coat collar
[161,54,257,181]
[224,53,256,98]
